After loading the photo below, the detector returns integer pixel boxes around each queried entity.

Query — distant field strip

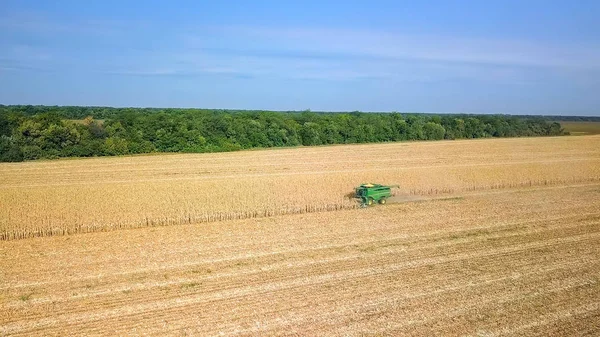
[1,135,599,240]
[560,121,600,135]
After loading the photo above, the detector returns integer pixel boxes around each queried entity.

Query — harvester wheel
[367,198,374,206]
[379,198,387,205]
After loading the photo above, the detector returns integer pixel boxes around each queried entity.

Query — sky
[1,0,599,115]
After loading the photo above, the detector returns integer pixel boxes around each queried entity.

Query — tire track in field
[5,240,600,334]
[3,229,599,336]
[2,210,597,314]
[6,216,596,318]
[478,302,600,337]
[166,252,600,336]
[4,232,592,330]
[3,215,597,322]
[10,248,599,336]
[353,276,600,337]
[223,265,600,337]
[88,249,600,336]
[502,302,600,336]
[3,209,597,292]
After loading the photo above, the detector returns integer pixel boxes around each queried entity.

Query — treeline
[0,106,564,162]
[4,105,598,122]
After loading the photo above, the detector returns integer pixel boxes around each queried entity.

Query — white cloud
[208,25,600,70]
[169,25,600,85]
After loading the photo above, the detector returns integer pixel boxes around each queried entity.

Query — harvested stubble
[1,135,599,240]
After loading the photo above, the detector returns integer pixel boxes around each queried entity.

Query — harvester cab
[355,184,399,207]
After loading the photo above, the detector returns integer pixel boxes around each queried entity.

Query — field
[1,136,599,240]
[1,135,600,335]
[560,121,600,135]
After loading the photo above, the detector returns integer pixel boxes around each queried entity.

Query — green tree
[423,122,446,140]
[103,137,129,155]
[0,136,23,162]
[300,122,322,146]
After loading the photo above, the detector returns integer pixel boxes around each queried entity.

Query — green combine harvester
[354,183,399,207]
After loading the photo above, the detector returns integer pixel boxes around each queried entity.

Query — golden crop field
[1,135,600,336]
[1,135,599,240]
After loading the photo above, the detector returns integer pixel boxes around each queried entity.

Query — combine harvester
[354,183,399,207]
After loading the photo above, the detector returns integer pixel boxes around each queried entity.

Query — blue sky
[1,0,599,115]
